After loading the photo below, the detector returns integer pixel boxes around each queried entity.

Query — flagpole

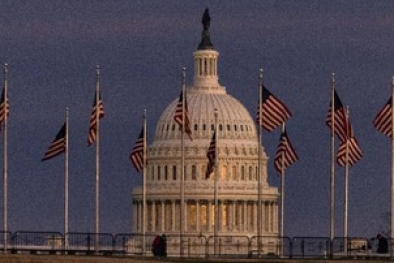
[94,64,100,254]
[3,63,8,252]
[142,109,147,255]
[180,68,186,257]
[257,69,263,256]
[213,108,219,257]
[280,124,285,257]
[65,108,69,249]
[343,106,349,253]
[391,76,394,244]
[330,73,335,254]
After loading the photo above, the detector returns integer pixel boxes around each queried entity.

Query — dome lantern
[193,8,220,91]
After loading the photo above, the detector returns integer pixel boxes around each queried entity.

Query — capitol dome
[132,8,279,257]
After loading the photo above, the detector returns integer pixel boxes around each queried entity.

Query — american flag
[326,90,347,142]
[256,86,291,132]
[87,91,105,146]
[0,88,10,130]
[373,96,392,138]
[274,128,298,174]
[337,137,363,166]
[337,112,362,166]
[42,123,66,161]
[205,131,216,179]
[130,128,144,172]
[174,89,192,140]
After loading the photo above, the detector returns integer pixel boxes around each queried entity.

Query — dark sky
[0,1,394,238]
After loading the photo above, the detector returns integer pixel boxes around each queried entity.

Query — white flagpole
[280,123,285,256]
[142,110,147,255]
[94,65,100,254]
[330,73,335,253]
[390,76,394,245]
[257,69,263,255]
[3,63,8,252]
[343,107,349,253]
[213,108,219,257]
[180,68,186,257]
[65,108,69,249]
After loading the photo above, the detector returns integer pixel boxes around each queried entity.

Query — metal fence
[0,231,390,259]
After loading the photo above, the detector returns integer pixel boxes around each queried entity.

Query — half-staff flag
[42,123,66,161]
[0,88,9,131]
[174,89,193,140]
[373,96,392,138]
[256,86,291,132]
[336,111,362,166]
[205,131,216,179]
[274,128,298,174]
[87,91,105,146]
[326,90,347,142]
[130,128,144,172]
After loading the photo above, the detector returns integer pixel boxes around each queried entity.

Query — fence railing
[0,231,390,259]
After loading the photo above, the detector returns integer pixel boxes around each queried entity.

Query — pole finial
[331,72,335,83]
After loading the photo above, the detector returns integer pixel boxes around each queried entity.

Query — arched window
[172,165,177,180]
[201,165,206,180]
[192,165,197,180]
[164,165,168,180]
[221,165,227,181]
[249,166,253,181]
[241,166,245,180]
[232,165,237,181]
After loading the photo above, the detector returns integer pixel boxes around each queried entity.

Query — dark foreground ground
[0,255,394,263]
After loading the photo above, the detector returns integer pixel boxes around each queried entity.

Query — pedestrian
[377,234,388,254]
[152,235,161,256]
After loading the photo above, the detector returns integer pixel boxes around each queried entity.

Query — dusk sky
[1,1,394,238]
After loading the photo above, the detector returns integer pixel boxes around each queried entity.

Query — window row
[148,164,260,182]
[161,123,254,133]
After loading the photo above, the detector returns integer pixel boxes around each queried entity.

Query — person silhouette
[376,234,388,254]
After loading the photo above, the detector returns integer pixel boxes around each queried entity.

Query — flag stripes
[326,90,347,142]
[336,137,362,166]
[373,96,392,138]
[0,88,9,129]
[256,86,291,132]
[130,128,144,172]
[274,129,298,174]
[336,110,362,166]
[174,89,193,140]
[42,123,66,161]
[205,131,216,179]
[87,91,105,146]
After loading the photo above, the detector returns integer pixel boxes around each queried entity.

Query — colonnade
[133,198,278,235]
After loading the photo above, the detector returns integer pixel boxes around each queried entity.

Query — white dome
[153,85,257,143]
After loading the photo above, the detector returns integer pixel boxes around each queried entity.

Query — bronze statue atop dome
[198,8,214,50]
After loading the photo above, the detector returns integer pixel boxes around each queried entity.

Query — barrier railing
[0,231,392,259]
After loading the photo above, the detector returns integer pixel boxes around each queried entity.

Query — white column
[253,202,257,232]
[138,201,142,232]
[152,201,156,232]
[243,202,247,232]
[218,201,222,231]
[196,201,200,233]
[160,201,165,232]
[172,201,176,231]
[207,202,211,232]
[185,201,188,232]
[232,201,236,231]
